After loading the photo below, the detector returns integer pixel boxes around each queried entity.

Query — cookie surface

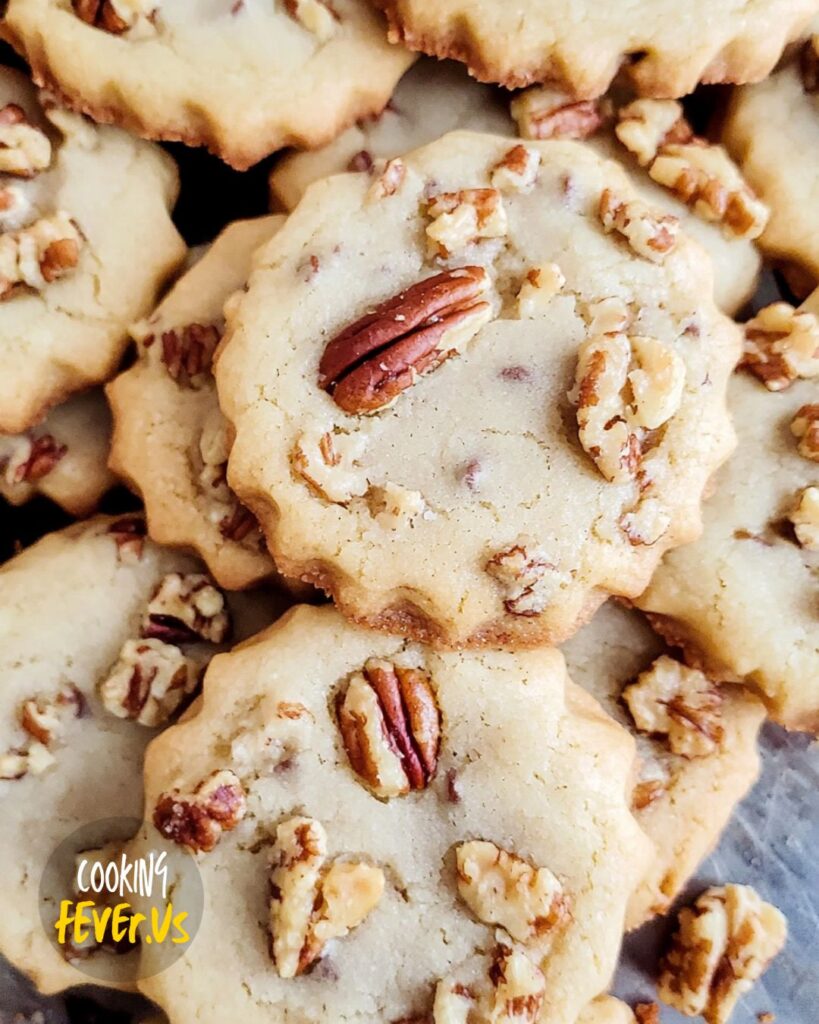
[139,603,650,1024]
[563,601,764,928]
[0,387,114,515]
[271,62,761,315]
[108,217,282,591]
[723,26,819,293]
[0,67,184,434]
[218,130,739,648]
[637,288,819,732]
[371,0,818,96]
[2,0,413,170]
[0,515,282,993]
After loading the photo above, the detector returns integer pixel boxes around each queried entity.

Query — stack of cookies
[1,2,817,1023]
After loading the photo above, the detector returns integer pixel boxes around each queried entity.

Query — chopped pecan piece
[490,144,540,193]
[143,322,221,386]
[572,333,684,483]
[284,0,338,40]
[455,841,568,943]
[107,515,146,563]
[0,684,84,781]
[615,99,694,166]
[318,267,493,414]
[73,0,156,35]
[624,655,723,758]
[153,769,246,852]
[788,486,819,550]
[219,503,260,543]
[197,409,232,505]
[486,539,561,616]
[649,143,768,239]
[511,86,603,141]
[291,426,368,502]
[337,659,440,798]
[269,816,384,977]
[0,433,67,486]
[742,302,819,390]
[619,497,671,546]
[360,481,433,528]
[425,188,507,258]
[99,638,200,726]
[0,103,52,177]
[0,212,83,298]
[659,885,787,1024]
[142,572,230,645]
[599,189,679,261]
[801,35,819,94]
[516,263,564,318]
[634,1004,661,1024]
[368,157,406,200]
[433,941,546,1024]
[791,404,819,461]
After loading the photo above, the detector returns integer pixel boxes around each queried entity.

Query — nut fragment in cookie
[3,0,414,169]
[139,604,651,1024]
[0,516,281,993]
[108,217,284,591]
[216,131,740,649]
[370,0,815,96]
[563,601,764,928]
[658,884,787,1024]
[271,61,760,316]
[0,66,184,435]
[636,287,819,730]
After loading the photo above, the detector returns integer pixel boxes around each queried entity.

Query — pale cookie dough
[0,387,114,515]
[637,288,819,732]
[371,0,818,96]
[0,67,184,435]
[0,515,283,993]
[108,217,284,591]
[723,24,819,294]
[2,0,414,170]
[138,603,651,1024]
[578,997,638,1024]
[217,131,740,649]
[271,64,760,315]
[563,602,765,929]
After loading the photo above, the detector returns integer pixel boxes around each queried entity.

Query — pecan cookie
[636,288,819,732]
[563,601,765,929]
[271,62,761,315]
[723,22,819,296]
[0,387,114,515]
[218,131,740,648]
[2,0,413,170]
[108,217,283,591]
[0,67,184,435]
[370,0,817,96]
[0,515,284,993]
[138,603,651,1023]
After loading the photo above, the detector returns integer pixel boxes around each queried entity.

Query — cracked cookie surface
[0,387,114,515]
[563,601,765,928]
[108,217,283,591]
[0,66,184,434]
[139,603,650,1024]
[0,515,283,993]
[637,287,819,732]
[723,22,819,294]
[2,0,414,169]
[370,0,818,96]
[270,62,760,316]
[219,131,740,648]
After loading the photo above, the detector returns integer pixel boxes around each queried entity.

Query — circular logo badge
[40,816,204,983]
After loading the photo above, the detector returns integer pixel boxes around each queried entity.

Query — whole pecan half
[318,266,492,414]
[337,659,440,798]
